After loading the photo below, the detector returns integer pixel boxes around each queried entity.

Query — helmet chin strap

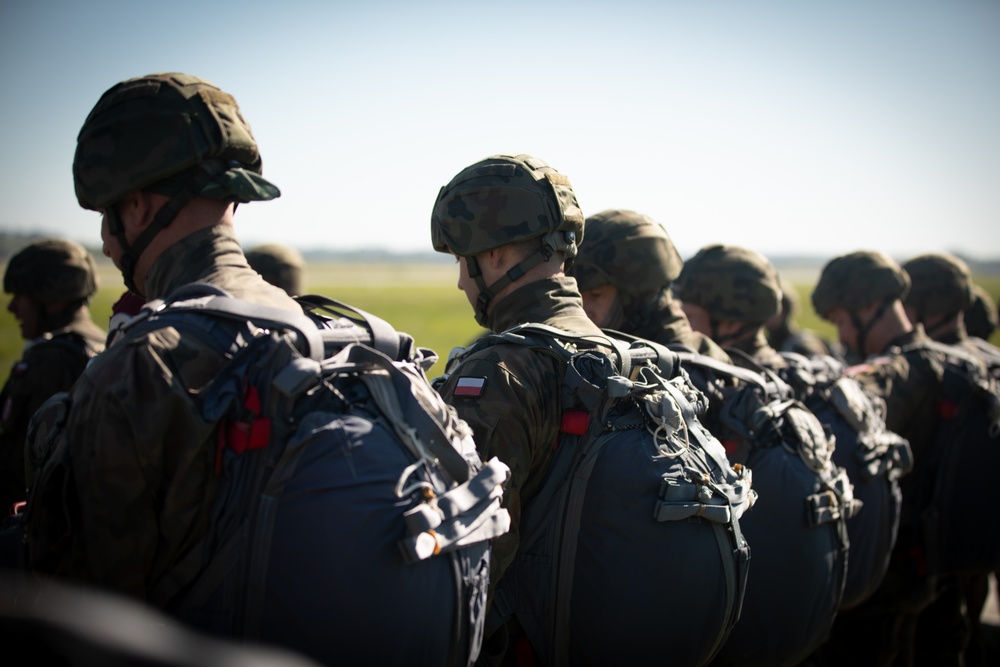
[468,246,552,328]
[712,321,758,349]
[108,164,221,295]
[469,230,579,328]
[851,298,892,359]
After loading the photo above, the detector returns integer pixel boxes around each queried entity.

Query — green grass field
[2,262,999,388]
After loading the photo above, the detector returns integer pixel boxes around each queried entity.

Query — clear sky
[1,0,998,262]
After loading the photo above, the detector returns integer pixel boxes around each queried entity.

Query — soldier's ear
[117,191,157,239]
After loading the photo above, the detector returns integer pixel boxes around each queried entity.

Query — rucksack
[437,324,755,667]
[896,339,1000,576]
[776,350,912,610]
[666,349,854,667]
[31,284,512,667]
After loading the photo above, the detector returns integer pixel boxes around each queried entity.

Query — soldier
[810,250,972,666]
[965,284,998,341]
[569,209,731,363]
[245,243,305,296]
[23,73,296,599]
[430,153,603,664]
[671,243,787,371]
[901,253,976,346]
[573,219,853,666]
[1,239,105,515]
[901,252,1000,667]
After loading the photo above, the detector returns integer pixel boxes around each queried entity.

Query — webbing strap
[403,458,510,535]
[138,284,324,361]
[295,294,403,361]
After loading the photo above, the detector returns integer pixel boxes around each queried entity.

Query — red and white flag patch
[454,376,487,397]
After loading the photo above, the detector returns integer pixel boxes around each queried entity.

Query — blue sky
[1,0,997,261]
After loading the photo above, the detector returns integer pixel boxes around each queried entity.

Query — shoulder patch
[454,376,486,397]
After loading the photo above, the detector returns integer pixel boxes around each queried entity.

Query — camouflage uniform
[1,239,105,514]
[25,74,293,601]
[571,209,731,363]
[435,277,601,594]
[430,154,601,662]
[812,251,960,667]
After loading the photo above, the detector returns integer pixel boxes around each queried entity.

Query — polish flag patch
[454,376,487,397]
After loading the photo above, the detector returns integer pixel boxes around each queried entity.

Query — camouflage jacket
[436,276,603,603]
[0,312,105,514]
[25,225,301,600]
[627,291,732,364]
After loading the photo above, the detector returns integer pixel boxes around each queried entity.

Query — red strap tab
[214,382,272,473]
[560,410,590,436]
[936,398,961,420]
[722,439,740,455]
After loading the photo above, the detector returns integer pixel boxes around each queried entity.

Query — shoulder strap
[130,284,324,361]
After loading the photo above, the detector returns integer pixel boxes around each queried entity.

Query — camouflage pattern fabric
[3,239,99,304]
[0,313,104,514]
[73,73,277,210]
[430,154,584,257]
[24,226,301,597]
[673,244,783,325]
[902,253,974,319]
[571,210,683,294]
[623,289,733,364]
[812,251,910,319]
[435,276,603,606]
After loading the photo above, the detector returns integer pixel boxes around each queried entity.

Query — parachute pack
[897,339,1000,576]
[438,324,755,667]
[777,350,912,610]
[668,349,854,667]
[33,284,512,667]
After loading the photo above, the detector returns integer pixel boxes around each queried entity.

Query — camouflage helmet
[966,284,999,339]
[245,243,304,296]
[74,72,277,211]
[672,244,783,324]
[812,250,909,320]
[3,238,99,303]
[572,210,683,294]
[430,154,584,258]
[901,253,974,319]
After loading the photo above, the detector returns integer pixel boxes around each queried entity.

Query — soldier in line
[23,73,297,600]
[245,243,306,296]
[569,209,731,363]
[1,239,105,516]
[671,244,787,372]
[572,218,853,666]
[901,252,1000,667]
[810,251,971,666]
[430,154,604,665]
